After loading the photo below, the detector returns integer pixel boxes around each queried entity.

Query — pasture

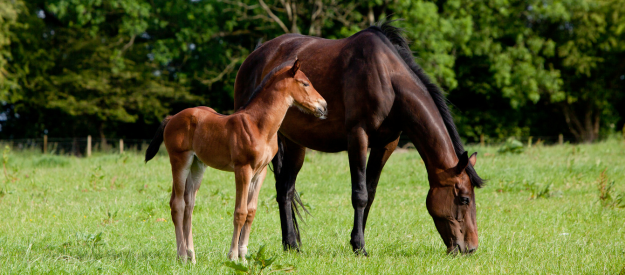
[1,140,624,274]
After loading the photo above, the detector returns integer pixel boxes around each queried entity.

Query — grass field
[1,140,624,274]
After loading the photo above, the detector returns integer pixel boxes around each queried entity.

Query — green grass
[1,140,625,274]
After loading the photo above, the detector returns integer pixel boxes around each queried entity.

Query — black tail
[370,20,484,188]
[145,116,171,163]
[272,135,310,246]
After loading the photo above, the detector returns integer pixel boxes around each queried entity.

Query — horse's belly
[280,110,348,152]
[279,107,400,151]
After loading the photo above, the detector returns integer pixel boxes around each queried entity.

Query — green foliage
[597,169,625,208]
[524,181,553,200]
[223,245,295,275]
[497,137,525,154]
[0,0,624,141]
[63,232,104,248]
[34,155,70,167]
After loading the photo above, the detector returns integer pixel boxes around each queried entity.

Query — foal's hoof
[186,249,196,264]
[177,255,190,263]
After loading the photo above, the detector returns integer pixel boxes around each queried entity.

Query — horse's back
[234,29,410,151]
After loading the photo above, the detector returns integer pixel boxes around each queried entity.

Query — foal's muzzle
[315,101,328,119]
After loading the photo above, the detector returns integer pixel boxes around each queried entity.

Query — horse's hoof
[186,249,196,264]
[282,242,300,252]
[353,248,369,257]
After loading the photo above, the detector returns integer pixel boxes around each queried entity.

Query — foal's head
[426,152,479,255]
[275,59,327,119]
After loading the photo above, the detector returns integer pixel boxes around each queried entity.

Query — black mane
[241,61,292,109]
[369,21,485,188]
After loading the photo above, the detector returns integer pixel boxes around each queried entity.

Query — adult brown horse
[233,22,484,255]
[145,59,327,262]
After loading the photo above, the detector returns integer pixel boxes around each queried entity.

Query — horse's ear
[469,152,477,167]
[290,58,300,77]
[454,151,469,175]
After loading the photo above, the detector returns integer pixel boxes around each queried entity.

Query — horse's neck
[240,87,291,139]
[401,95,458,177]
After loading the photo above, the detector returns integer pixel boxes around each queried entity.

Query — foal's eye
[300,82,309,87]
[459,197,470,205]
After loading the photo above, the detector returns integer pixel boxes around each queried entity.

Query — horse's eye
[301,82,309,87]
[459,197,470,205]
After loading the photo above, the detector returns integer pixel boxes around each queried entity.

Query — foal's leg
[273,135,306,251]
[182,156,206,264]
[169,151,194,261]
[228,165,252,260]
[238,166,267,259]
[363,138,398,232]
[347,127,370,255]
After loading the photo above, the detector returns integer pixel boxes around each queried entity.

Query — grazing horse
[145,59,327,262]
[233,22,484,255]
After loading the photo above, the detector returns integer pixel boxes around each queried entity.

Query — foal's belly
[195,145,235,172]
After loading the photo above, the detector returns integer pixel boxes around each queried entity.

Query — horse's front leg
[347,127,369,255]
[273,135,306,251]
[238,166,267,259]
[363,138,399,232]
[228,165,252,260]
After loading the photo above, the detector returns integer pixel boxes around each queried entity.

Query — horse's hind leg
[183,156,206,264]
[169,151,194,261]
[238,166,267,259]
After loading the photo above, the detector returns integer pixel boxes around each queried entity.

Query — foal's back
[163,107,276,172]
[164,107,234,172]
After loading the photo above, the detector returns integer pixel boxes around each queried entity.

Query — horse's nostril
[467,248,477,254]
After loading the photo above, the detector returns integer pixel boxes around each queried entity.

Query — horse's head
[279,58,327,119]
[426,152,479,254]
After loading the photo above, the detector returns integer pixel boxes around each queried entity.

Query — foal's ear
[454,151,470,175]
[290,58,301,77]
[469,152,477,167]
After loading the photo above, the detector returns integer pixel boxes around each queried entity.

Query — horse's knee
[352,191,368,208]
[246,207,257,223]
[170,195,185,214]
[233,210,247,226]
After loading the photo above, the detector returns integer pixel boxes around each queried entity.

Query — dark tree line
[1,0,623,143]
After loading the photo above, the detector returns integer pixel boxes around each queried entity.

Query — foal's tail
[145,116,172,163]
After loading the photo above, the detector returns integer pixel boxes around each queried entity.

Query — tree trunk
[99,123,107,151]
[561,103,600,143]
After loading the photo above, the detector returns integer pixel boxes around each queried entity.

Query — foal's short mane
[368,21,485,188]
[241,61,292,109]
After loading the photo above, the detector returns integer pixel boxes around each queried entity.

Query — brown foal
[145,59,327,262]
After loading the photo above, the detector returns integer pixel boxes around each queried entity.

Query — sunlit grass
[1,140,624,274]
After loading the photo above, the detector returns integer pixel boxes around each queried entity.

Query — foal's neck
[239,85,292,140]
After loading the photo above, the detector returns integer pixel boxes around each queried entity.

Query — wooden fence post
[528,136,533,148]
[119,139,124,154]
[480,134,485,147]
[559,134,563,145]
[43,135,48,154]
[87,135,92,157]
